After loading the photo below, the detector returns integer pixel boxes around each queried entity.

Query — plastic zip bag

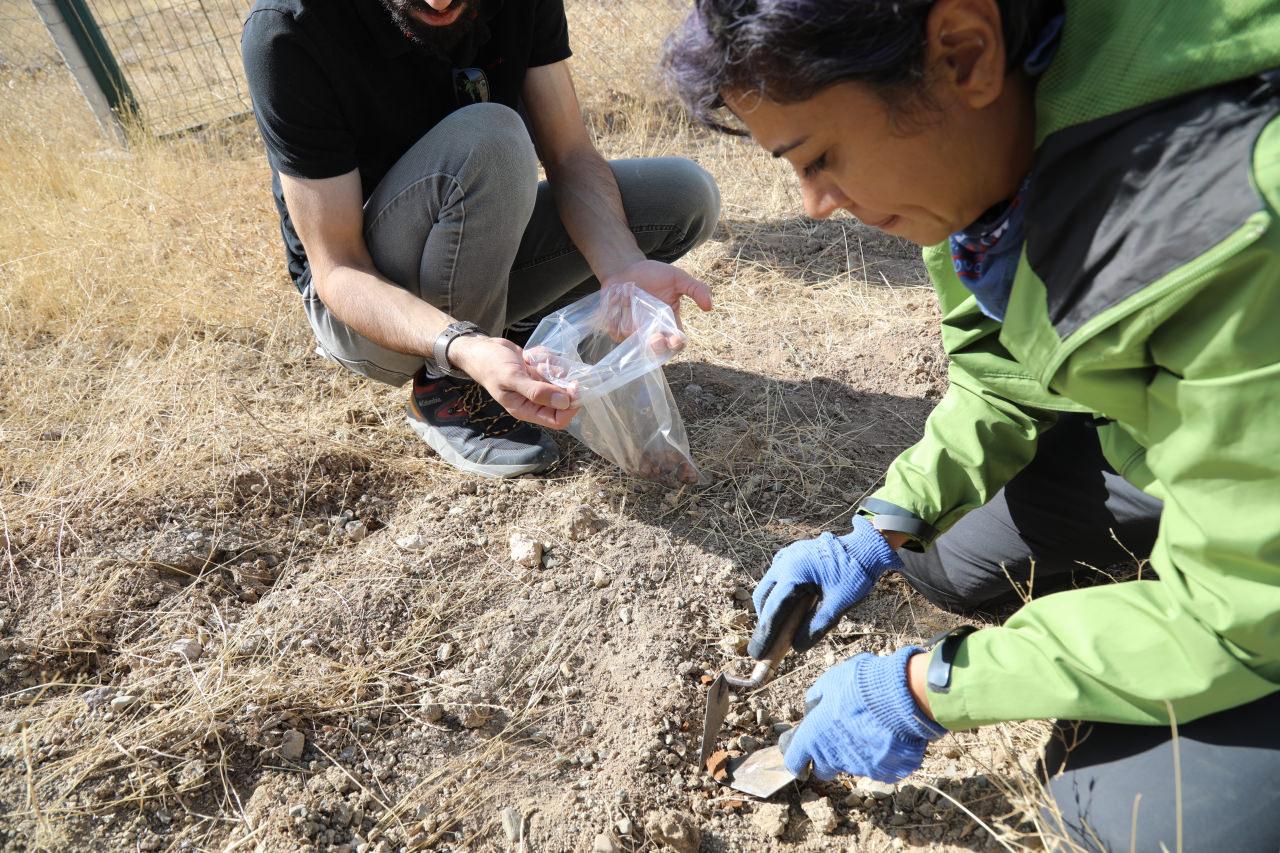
[523,283,706,488]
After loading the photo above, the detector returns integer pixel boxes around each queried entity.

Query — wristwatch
[432,320,484,379]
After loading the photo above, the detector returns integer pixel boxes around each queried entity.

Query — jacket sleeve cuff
[857,498,941,552]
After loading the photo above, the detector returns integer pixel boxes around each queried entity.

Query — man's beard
[377,0,494,65]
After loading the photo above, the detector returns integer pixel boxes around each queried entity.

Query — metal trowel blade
[725,745,796,799]
[698,674,731,769]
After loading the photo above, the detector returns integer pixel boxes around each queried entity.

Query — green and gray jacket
[860,0,1280,728]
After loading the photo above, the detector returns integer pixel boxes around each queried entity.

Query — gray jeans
[302,102,721,386]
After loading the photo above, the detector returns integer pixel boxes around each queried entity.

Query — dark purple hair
[663,0,1061,133]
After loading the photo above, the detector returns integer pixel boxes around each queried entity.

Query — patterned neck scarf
[949,14,1065,322]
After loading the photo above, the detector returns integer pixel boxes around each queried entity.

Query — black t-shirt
[241,0,572,291]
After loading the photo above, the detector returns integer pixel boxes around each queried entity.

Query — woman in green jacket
[666,1,1280,849]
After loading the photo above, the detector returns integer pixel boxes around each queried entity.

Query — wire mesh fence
[0,0,690,142]
[84,0,250,134]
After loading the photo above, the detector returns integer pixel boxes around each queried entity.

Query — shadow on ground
[714,216,927,287]
[555,360,937,580]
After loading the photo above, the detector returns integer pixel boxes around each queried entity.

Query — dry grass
[0,6,1090,853]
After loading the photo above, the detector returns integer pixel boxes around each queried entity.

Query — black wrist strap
[925,625,977,694]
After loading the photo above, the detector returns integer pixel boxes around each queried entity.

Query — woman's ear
[925,0,1007,110]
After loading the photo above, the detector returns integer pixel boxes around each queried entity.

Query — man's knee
[441,102,539,198]
[657,157,721,252]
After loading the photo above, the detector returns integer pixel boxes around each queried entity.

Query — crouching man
[241,0,720,476]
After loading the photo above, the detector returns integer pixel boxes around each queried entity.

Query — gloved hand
[782,647,947,782]
[749,516,901,658]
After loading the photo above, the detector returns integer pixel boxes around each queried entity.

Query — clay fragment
[706,749,734,783]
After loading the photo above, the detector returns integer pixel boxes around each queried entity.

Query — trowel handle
[725,597,812,690]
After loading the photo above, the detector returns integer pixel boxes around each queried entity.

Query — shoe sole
[404,406,554,478]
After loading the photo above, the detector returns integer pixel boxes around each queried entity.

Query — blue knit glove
[783,647,947,781]
[749,516,902,657]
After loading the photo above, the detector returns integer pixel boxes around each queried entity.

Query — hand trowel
[698,597,813,798]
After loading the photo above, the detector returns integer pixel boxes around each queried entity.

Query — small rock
[591,832,620,853]
[509,532,543,568]
[894,787,920,809]
[395,533,429,551]
[854,778,897,799]
[752,803,789,838]
[419,695,444,723]
[499,807,522,842]
[82,686,114,710]
[109,694,140,713]
[643,810,701,853]
[731,586,751,603]
[591,567,611,589]
[437,642,453,662]
[614,818,634,837]
[732,734,762,753]
[344,520,369,542]
[618,607,632,625]
[279,729,305,761]
[566,505,607,541]
[460,706,490,729]
[170,638,203,662]
[799,791,840,834]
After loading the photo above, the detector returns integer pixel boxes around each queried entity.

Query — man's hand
[450,336,579,430]
[750,516,903,658]
[783,647,946,782]
[603,259,713,328]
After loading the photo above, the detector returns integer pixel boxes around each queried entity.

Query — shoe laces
[457,383,521,437]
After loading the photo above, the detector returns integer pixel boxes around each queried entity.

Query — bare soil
[0,27,1055,853]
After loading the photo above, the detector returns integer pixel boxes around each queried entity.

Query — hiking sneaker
[405,369,560,477]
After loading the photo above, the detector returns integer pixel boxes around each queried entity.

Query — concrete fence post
[29,0,138,143]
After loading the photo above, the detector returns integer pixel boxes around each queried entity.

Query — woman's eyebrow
[771,136,809,158]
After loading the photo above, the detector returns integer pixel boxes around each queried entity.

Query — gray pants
[897,415,1280,850]
[303,102,721,386]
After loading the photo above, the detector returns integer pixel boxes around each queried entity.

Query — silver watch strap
[433,321,483,379]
